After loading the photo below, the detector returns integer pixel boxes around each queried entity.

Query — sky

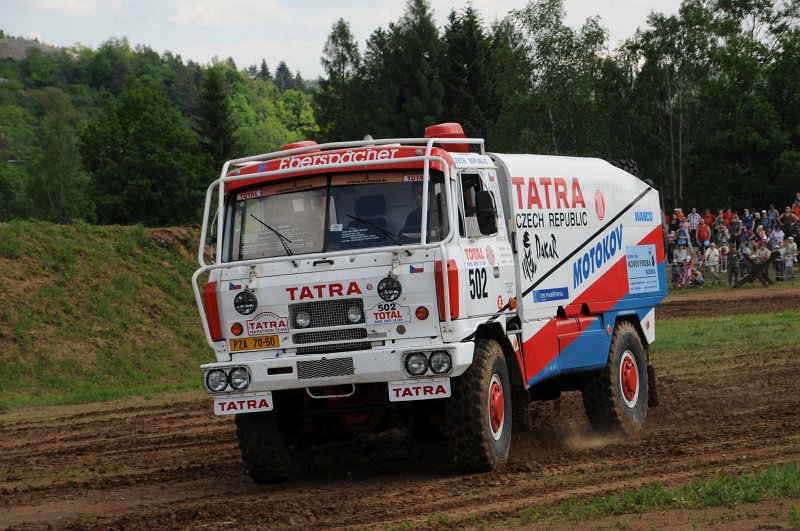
[2,0,683,79]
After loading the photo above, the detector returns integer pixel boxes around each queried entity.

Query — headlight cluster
[403,350,453,377]
[204,366,251,393]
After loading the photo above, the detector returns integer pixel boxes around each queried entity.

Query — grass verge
[519,463,800,525]
[651,310,798,367]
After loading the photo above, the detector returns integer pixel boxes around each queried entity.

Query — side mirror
[475,190,497,235]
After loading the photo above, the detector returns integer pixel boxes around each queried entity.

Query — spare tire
[608,159,640,178]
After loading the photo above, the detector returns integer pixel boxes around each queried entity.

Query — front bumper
[201,341,475,394]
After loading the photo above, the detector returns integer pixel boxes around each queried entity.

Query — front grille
[289,298,365,329]
[297,357,355,379]
[293,328,367,344]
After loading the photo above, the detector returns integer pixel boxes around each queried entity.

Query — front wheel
[446,339,512,472]
[235,411,310,484]
[582,320,649,436]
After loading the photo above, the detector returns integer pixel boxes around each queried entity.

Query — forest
[1,0,798,226]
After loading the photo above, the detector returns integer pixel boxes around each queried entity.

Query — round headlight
[377,276,402,302]
[233,290,257,315]
[205,369,228,392]
[229,367,250,391]
[295,310,311,328]
[404,352,428,376]
[429,351,452,374]
[347,306,362,323]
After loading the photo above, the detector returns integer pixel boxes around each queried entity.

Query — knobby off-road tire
[446,339,512,472]
[235,411,310,484]
[582,321,649,436]
[608,159,641,178]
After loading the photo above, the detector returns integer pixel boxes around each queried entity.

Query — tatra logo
[217,398,270,412]
[247,312,289,335]
[286,282,362,300]
[511,177,587,210]
[392,384,448,399]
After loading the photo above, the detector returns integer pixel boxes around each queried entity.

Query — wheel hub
[489,377,505,436]
[619,351,639,407]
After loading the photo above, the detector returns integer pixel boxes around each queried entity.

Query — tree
[198,66,240,171]
[274,61,294,92]
[80,77,209,225]
[26,88,92,222]
[315,18,361,140]
[441,6,495,139]
[258,59,272,81]
[393,0,445,135]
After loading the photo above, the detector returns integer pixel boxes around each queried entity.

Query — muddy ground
[1,289,799,530]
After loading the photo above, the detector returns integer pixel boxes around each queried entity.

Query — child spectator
[785,236,797,279]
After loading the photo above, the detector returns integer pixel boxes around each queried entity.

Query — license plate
[229,336,279,351]
[388,378,451,402]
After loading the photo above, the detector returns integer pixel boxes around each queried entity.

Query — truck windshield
[229,171,449,261]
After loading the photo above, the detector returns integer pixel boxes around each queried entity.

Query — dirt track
[2,290,799,530]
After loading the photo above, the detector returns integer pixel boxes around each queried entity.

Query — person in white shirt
[704,242,720,285]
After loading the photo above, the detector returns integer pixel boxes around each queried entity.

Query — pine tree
[258,59,272,81]
[198,66,240,170]
[441,6,494,139]
[315,18,361,140]
[274,61,294,92]
[393,0,444,135]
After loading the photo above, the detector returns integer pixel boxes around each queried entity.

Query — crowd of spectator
[664,193,800,288]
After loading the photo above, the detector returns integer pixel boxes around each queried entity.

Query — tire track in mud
[2,302,799,529]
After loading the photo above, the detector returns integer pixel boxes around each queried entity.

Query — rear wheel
[235,411,310,483]
[446,339,512,472]
[582,321,648,436]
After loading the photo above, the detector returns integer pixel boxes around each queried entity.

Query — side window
[459,174,495,238]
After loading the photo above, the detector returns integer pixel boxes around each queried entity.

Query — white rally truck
[192,123,667,483]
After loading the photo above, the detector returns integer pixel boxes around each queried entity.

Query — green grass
[789,504,800,529]
[651,310,798,366]
[519,463,800,525]
[0,221,208,409]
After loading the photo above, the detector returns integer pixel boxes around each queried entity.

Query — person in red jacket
[696,218,711,252]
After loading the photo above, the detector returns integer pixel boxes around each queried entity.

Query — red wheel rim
[619,351,639,407]
[489,376,505,437]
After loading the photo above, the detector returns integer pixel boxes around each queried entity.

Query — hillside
[0,221,208,409]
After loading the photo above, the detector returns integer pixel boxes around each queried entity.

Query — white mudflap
[388,378,451,402]
[214,392,274,415]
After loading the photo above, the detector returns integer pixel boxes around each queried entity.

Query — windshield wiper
[249,214,294,256]
[346,214,403,246]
